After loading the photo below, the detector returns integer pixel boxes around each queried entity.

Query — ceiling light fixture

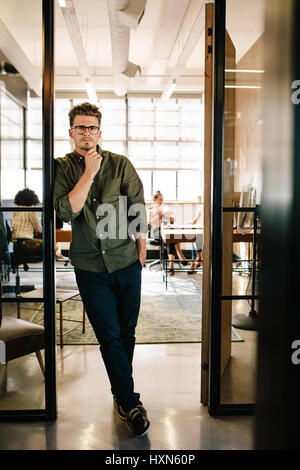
[85,79,98,103]
[161,79,176,101]
[161,1,205,101]
[58,0,66,7]
[225,85,262,89]
[225,69,264,74]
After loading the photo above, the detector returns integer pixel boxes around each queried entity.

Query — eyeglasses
[71,125,100,135]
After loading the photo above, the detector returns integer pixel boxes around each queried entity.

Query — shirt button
[102,250,105,254]
[93,198,96,202]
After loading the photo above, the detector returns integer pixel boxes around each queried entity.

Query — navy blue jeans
[74,259,143,412]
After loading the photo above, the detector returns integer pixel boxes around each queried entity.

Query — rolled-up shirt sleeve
[53,161,81,223]
[121,158,148,234]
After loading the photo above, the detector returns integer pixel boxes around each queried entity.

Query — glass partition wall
[0,0,56,420]
[209,0,265,414]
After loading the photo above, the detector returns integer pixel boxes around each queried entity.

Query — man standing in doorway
[53,102,150,437]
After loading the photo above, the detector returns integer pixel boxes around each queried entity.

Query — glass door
[209,0,265,414]
[0,0,56,420]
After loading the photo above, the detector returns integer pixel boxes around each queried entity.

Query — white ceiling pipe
[108,0,143,96]
[118,0,147,30]
[161,0,206,100]
[107,0,131,96]
[0,17,41,97]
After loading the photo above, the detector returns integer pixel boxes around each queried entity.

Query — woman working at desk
[12,188,66,261]
[148,191,187,275]
[187,195,203,274]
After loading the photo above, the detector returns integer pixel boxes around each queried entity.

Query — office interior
[0,0,298,451]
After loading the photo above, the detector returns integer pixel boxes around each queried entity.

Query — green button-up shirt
[53,146,147,273]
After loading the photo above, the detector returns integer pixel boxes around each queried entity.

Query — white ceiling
[226,0,265,62]
[0,0,265,97]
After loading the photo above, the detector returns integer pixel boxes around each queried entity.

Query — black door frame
[255,0,300,449]
[0,0,56,422]
[208,0,256,415]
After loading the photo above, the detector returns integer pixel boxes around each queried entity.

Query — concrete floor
[0,264,256,450]
[0,343,254,450]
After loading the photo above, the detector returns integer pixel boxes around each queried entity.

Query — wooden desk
[160,226,256,289]
[56,229,72,242]
[55,228,253,243]
[233,230,254,243]
[161,226,254,244]
[163,224,203,229]
[161,227,204,244]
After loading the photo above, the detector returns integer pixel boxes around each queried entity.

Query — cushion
[0,317,44,342]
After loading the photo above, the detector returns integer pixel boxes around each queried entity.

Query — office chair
[11,238,43,295]
[145,224,162,268]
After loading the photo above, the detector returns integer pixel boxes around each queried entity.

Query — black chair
[55,212,70,266]
[11,238,43,296]
[145,224,162,268]
[0,212,11,285]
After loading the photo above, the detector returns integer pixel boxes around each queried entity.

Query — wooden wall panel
[201,2,214,404]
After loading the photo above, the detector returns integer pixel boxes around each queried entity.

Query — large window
[27,95,204,201]
[0,83,25,201]
[129,97,204,201]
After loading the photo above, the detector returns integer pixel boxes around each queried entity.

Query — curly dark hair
[14,188,40,206]
[68,102,102,127]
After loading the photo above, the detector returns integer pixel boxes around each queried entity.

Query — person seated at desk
[148,191,187,275]
[11,188,66,261]
[0,212,11,282]
[187,195,203,274]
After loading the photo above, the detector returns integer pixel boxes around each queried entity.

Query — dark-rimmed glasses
[70,125,100,135]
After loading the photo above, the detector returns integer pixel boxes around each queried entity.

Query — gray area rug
[26,268,243,344]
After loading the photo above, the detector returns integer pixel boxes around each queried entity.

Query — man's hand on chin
[84,147,102,177]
